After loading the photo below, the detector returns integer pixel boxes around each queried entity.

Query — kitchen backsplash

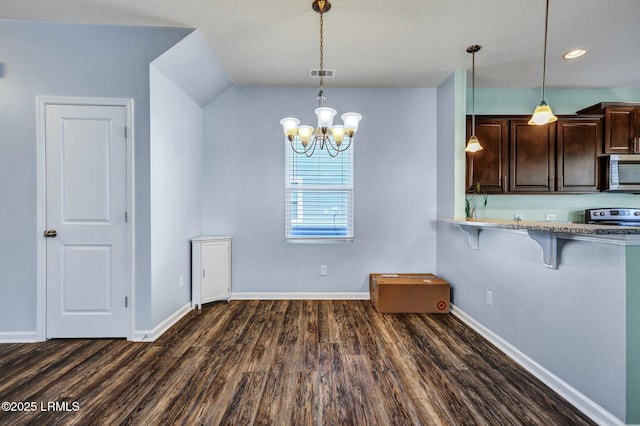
[468,193,639,223]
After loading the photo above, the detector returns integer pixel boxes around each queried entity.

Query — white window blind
[285,144,354,241]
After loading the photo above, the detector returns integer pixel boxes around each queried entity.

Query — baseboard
[231,292,370,300]
[0,331,39,343]
[451,305,624,426]
[131,303,192,342]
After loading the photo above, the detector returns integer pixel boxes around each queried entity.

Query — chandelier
[280,0,362,157]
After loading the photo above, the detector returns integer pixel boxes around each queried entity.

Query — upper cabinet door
[509,120,556,192]
[604,106,636,154]
[466,117,509,193]
[556,117,602,192]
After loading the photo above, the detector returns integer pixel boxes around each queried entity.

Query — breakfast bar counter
[439,217,640,269]
[440,217,640,235]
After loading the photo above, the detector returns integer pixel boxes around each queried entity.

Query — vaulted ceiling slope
[2,0,640,89]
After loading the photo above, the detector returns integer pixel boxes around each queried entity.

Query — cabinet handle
[503,175,507,191]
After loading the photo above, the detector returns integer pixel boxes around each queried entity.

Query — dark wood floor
[0,300,594,425]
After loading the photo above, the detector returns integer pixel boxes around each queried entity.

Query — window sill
[286,237,354,244]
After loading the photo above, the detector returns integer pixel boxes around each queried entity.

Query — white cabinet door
[192,236,231,309]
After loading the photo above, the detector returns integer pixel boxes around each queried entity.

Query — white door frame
[36,96,135,341]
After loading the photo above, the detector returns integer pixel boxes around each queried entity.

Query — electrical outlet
[486,290,493,306]
[178,274,184,288]
[320,265,328,276]
[545,213,556,221]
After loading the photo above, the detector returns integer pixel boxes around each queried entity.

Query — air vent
[309,69,335,78]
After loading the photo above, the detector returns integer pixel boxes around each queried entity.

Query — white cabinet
[191,236,231,309]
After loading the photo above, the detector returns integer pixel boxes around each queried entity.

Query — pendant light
[465,45,483,153]
[529,0,557,125]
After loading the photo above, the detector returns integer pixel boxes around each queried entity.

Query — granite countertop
[439,217,640,235]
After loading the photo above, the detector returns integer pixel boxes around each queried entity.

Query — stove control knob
[635,211,640,216]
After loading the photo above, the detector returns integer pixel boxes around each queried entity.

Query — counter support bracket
[527,230,558,269]
[458,225,480,250]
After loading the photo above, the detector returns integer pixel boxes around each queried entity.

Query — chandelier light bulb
[315,107,337,129]
[280,117,300,141]
[341,112,362,135]
[297,125,314,146]
[331,125,346,146]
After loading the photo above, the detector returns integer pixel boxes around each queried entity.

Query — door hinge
[125,211,128,222]
[203,269,206,278]
[124,126,128,138]
[125,296,128,308]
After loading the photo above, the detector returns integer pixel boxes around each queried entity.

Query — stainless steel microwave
[601,155,640,192]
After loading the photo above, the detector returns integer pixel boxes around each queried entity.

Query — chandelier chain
[319,11,324,90]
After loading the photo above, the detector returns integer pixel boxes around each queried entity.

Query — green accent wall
[627,245,640,423]
[469,193,639,223]
[468,88,640,115]
[454,69,467,218]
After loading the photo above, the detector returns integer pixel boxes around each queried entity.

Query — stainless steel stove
[585,208,640,226]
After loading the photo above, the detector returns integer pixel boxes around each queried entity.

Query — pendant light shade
[529,0,557,126]
[465,44,483,153]
[528,100,557,125]
[465,135,483,153]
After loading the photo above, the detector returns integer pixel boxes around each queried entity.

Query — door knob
[44,229,57,238]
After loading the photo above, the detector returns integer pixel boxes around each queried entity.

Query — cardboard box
[369,273,450,313]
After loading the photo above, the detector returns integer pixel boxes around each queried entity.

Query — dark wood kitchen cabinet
[556,117,601,192]
[465,117,508,193]
[577,102,640,154]
[466,115,602,194]
[510,119,555,192]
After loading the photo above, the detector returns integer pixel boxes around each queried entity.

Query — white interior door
[44,103,129,338]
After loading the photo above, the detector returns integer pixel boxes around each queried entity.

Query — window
[285,144,354,241]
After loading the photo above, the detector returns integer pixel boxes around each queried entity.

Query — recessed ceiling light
[563,49,587,59]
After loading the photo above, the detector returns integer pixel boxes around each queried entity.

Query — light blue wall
[437,70,467,219]
[466,87,640,220]
[0,19,191,333]
[202,86,438,294]
[149,67,202,328]
[438,78,633,422]
[437,222,627,420]
[147,31,230,330]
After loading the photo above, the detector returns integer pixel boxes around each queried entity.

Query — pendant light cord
[541,0,549,101]
[471,50,476,135]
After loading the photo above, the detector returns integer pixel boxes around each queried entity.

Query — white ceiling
[2,0,640,89]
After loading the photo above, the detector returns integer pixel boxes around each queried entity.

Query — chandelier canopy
[280,0,362,157]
